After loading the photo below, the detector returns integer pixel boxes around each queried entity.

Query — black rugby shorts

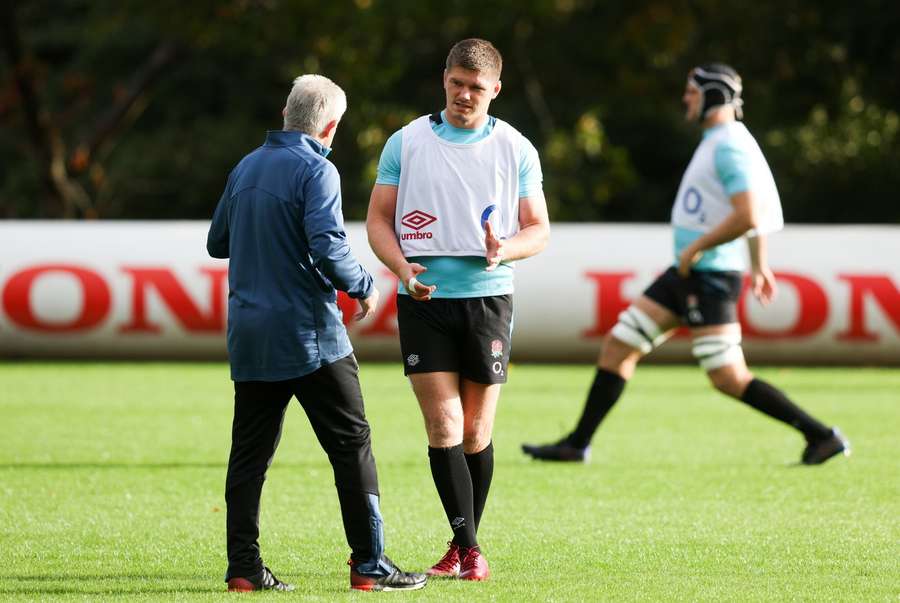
[643,266,744,327]
[396,294,513,384]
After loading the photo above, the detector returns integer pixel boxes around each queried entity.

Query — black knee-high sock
[568,368,627,448]
[428,445,477,548]
[461,442,493,539]
[740,378,831,440]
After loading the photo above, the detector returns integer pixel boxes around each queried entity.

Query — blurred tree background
[1,0,898,223]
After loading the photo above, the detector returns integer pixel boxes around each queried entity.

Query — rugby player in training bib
[522,63,849,466]
[366,38,549,581]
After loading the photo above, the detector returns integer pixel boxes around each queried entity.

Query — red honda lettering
[2,264,111,332]
[581,272,634,338]
[739,272,828,339]
[836,274,900,341]
[119,267,227,333]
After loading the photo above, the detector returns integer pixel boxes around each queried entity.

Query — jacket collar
[264,130,331,157]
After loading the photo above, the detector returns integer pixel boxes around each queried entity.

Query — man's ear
[492,79,502,99]
[282,107,287,117]
[319,119,338,139]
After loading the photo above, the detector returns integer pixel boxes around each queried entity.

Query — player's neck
[444,110,488,131]
[701,108,734,130]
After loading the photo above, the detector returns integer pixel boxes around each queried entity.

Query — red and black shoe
[427,541,461,578]
[226,566,294,592]
[349,556,427,591]
[458,546,489,581]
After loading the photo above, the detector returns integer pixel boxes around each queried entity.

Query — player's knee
[462,433,490,454]
[462,423,491,452]
[693,333,746,394]
[609,306,669,357]
[423,411,463,445]
[709,373,743,397]
[424,422,458,444]
[598,337,635,376]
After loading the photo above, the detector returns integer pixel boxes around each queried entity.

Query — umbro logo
[401,210,437,231]
[407,354,420,366]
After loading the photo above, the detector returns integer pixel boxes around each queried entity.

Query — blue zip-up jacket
[207,130,374,381]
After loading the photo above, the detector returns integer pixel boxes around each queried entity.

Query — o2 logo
[682,187,706,223]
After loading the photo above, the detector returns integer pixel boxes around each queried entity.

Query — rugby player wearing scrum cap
[523,64,849,467]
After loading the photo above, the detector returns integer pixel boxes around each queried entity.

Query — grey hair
[283,74,347,135]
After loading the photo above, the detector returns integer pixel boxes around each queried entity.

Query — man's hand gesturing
[484,221,504,272]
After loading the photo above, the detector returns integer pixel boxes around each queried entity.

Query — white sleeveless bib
[671,121,783,236]
[395,115,522,256]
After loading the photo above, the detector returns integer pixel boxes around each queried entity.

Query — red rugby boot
[427,542,461,578]
[458,546,489,581]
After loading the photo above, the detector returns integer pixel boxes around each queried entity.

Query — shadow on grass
[0,459,427,470]
[0,574,221,595]
[0,586,220,595]
[0,462,227,470]
[0,573,356,596]
[0,573,202,581]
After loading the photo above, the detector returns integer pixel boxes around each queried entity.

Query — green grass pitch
[1,362,898,601]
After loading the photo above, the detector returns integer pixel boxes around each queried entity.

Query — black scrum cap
[690,64,743,120]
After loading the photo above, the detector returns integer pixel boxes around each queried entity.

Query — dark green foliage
[1,0,898,222]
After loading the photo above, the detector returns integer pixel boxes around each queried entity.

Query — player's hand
[484,221,504,272]
[677,244,702,277]
[355,287,380,321]
[751,265,777,306]
[400,262,436,301]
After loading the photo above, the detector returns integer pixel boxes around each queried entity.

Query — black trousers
[225,354,380,579]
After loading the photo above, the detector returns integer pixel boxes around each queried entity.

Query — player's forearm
[689,189,760,253]
[747,234,768,271]
[501,221,550,261]
[691,210,754,252]
[366,215,408,277]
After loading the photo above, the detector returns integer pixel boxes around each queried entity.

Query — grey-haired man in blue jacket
[208,74,425,593]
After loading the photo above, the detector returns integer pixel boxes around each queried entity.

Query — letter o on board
[2,264,111,332]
